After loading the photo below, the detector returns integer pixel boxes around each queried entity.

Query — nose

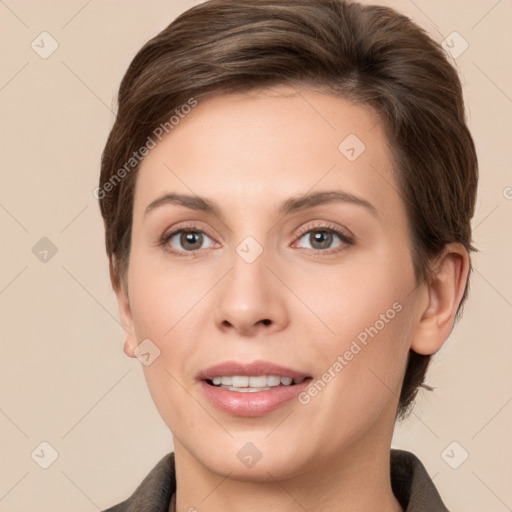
[213,246,289,337]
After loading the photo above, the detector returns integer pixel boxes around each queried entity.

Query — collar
[103,449,449,511]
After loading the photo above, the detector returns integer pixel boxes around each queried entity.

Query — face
[118,86,427,480]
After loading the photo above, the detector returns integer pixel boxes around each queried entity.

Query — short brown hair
[98,0,478,418]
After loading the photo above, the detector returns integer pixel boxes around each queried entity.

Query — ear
[111,261,138,359]
[410,243,470,355]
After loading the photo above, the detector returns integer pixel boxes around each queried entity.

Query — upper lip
[197,360,311,381]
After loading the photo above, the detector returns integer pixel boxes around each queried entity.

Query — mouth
[197,361,313,416]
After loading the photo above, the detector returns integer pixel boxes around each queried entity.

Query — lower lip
[199,379,311,417]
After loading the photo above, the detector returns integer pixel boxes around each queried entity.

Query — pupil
[311,230,332,249]
[181,231,202,250]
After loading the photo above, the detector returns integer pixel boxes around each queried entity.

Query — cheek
[127,250,211,342]
[295,244,415,349]
[126,258,204,429]
[305,281,411,395]
[293,246,415,411]
[125,250,226,418]
[293,301,413,448]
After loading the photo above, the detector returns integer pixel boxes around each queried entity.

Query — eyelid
[161,221,214,240]
[293,221,353,242]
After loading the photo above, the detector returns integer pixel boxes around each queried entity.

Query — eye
[159,223,353,256]
[293,224,353,253]
[162,228,217,253]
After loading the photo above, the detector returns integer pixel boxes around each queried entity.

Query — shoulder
[390,449,450,511]
[102,452,176,512]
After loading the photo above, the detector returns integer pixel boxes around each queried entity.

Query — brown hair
[98,0,478,419]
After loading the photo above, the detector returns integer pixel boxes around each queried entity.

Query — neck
[172,436,403,512]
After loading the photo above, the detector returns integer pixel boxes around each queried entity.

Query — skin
[114,85,469,512]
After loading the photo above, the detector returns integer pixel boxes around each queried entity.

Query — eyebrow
[144,190,378,219]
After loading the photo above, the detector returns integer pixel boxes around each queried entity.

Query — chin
[180,433,313,482]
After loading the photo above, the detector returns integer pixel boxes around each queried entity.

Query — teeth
[209,375,305,390]
[249,376,267,387]
[267,375,281,387]
[232,376,249,387]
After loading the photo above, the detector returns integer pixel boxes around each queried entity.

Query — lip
[197,360,312,417]
[197,360,310,381]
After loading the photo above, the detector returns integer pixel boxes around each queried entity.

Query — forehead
[133,86,401,222]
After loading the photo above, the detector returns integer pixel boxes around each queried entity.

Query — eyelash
[158,221,354,257]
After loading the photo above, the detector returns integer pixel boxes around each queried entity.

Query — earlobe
[410,244,470,355]
[123,338,137,358]
[112,268,138,359]
[119,301,139,359]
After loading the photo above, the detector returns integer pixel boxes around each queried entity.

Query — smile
[207,375,307,392]
[198,361,312,416]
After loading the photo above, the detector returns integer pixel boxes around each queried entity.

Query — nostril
[261,319,271,325]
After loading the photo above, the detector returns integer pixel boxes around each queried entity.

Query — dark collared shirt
[103,449,449,511]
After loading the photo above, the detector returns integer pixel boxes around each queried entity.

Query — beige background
[0,0,511,510]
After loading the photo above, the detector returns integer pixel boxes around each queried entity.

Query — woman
[98,0,478,510]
